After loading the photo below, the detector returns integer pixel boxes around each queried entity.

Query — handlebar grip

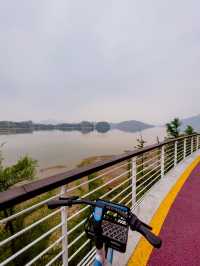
[138,224,162,249]
[47,200,69,209]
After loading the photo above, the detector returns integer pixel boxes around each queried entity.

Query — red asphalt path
[148,162,200,266]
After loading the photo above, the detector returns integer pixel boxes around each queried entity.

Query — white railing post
[161,145,165,178]
[61,186,68,266]
[174,141,178,167]
[196,135,199,151]
[184,138,187,159]
[131,157,137,207]
[191,137,193,154]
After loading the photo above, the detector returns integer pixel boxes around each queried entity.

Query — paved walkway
[148,162,200,266]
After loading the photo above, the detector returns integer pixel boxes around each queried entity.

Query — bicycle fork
[93,247,113,266]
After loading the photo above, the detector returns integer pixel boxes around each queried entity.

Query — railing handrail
[0,133,198,210]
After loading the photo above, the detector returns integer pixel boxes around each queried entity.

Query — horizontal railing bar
[87,257,95,266]
[78,251,96,266]
[45,251,64,266]
[164,149,175,157]
[1,134,199,210]
[68,204,89,222]
[177,146,184,151]
[1,223,63,266]
[177,150,184,155]
[177,145,184,150]
[68,231,86,249]
[125,197,132,206]
[136,172,160,196]
[164,156,174,163]
[177,155,184,161]
[164,146,175,153]
[165,163,174,171]
[82,170,130,199]
[67,161,130,193]
[165,154,175,162]
[164,156,174,165]
[137,149,160,161]
[165,163,175,172]
[136,165,161,190]
[68,218,86,236]
[136,163,161,184]
[26,236,63,266]
[165,151,175,158]
[68,239,90,262]
[136,154,160,169]
[78,248,96,266]
[136,170,161,198]
[0,193,61,224]
[177,150,184,157]
[0,209,60,247]
[165,161,175,172]
[100,178,130,200]
[110,184,132,202]
[119,191,132,204]
[136,158,160,177]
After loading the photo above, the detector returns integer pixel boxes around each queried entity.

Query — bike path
[128,156,200,266]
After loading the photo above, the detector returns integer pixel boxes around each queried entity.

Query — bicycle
[48,196,162,266]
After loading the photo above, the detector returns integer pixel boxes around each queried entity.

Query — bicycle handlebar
[47,197,162,249]
[47,198,95,208]
[138,224,161,248]
[129,213,161,248]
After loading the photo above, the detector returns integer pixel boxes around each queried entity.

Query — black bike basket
[85,212,129,253]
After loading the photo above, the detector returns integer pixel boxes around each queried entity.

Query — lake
[0,127,166,177]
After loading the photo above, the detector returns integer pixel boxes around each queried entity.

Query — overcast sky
[0,1,200,124]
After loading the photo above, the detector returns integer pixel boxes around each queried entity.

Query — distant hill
[111,120,154,132]
[181,114,200,131]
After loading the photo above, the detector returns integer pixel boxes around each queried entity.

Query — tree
[0,147,38,265]
[95,122,110,133]
[135,134,146,149]
[166,118,181,138]
[185,125,195,135]
[0,156,37,192]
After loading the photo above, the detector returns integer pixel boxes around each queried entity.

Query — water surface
[0,127,166,176]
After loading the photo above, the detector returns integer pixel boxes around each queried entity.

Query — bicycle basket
[85,212,129,253]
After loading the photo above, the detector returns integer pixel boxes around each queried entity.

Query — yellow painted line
[127,156,200,266]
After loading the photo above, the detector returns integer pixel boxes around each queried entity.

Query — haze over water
[0,127,166,176]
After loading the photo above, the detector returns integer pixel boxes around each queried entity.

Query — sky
[0,0,200,124]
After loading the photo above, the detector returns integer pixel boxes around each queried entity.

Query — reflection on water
[0,128,33,135]
[0,127,166,174]
[0,126,110,135]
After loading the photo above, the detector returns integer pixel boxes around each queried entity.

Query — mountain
[111,120,154,132]
[181,114,200,131]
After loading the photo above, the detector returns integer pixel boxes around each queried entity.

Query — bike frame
[93,246,113,266]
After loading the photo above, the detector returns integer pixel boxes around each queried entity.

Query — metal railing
[0,134,199,266]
